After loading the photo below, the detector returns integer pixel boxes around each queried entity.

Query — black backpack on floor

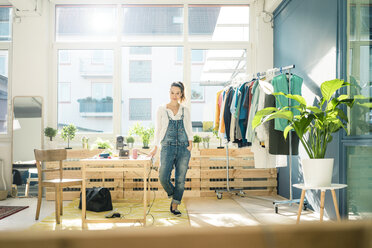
[79,187,113,212]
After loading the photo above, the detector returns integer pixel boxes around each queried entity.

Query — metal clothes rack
[214,64,307,213]
[256,64,307,213]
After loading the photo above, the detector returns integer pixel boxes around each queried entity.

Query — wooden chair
[34,149,82,224]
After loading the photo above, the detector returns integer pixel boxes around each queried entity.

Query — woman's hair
[171,81,186,102]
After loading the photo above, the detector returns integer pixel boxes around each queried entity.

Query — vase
[301,158,334,187]
[128,143,134,149]
[203,142,209,149]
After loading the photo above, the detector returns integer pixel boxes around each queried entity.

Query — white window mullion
[113,4,123,136]
[183,4,191,109]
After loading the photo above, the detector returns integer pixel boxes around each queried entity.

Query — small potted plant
[44,127,57,141]
[129,123,154,149]
[126,136,135,149]
[60,124,77,149]
[202,136,210,149]
[253,79,359,187]
[91,138,113,150]
[193,135,202,149]
[213,130,224,149]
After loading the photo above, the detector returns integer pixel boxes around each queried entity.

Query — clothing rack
[255,64,307,213]
[213,64,306,212]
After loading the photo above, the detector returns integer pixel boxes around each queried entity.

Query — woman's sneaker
[170,203,182,217]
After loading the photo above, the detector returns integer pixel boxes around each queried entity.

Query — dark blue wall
[273,0,343,219]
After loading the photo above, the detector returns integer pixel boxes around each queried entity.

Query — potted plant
[60,124,77,149]
[252,79,356,187]
[91,138,113,150]
[202,136,210,149]
[129,123,154,149]
[213,130,224,149]
[126,136,135,149]
[44,127,57,141]
[193,135,202,149]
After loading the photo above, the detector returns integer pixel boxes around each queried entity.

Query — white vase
[302,158,334,187]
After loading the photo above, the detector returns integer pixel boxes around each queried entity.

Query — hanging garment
[218,89,229,136]
[214,90,223,131]
[265,94,299,155]
[223,87,235,141]
[272,74,303,131]
[246,81,261,143]
[255,80,272,145]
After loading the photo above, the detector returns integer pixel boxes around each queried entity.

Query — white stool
[293,183,347,224]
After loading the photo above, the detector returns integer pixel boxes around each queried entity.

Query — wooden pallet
[45,148,277,201]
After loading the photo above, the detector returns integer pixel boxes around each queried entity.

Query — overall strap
[165,108,172,120]
[181,106,184,119]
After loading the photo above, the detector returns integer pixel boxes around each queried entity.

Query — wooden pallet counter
[44,148,277,201]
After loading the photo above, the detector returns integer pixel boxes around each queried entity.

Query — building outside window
[129,98,152,121]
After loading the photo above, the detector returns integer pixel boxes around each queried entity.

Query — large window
[55,4,250,137]
[346,0,372,220]
[57,50,113,133]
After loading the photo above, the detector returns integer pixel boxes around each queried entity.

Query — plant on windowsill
[192,135,202,149]
[212,130,224,149]
[60,124,77,149]
[128,123,154,149]
[126,136,135,149]
[44,127,57,141]
[202,136,210,149]
[252,79,365,187]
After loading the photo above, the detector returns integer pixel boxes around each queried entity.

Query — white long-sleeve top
[153,104,193,147]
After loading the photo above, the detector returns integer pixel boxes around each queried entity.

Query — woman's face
[169,86,182,102]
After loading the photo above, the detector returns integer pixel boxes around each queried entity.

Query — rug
[0,206,29,220]
[31,198,189,230]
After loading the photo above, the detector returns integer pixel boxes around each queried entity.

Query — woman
[149,81,193,216]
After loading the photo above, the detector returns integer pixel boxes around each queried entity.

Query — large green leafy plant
[252,79,355,159]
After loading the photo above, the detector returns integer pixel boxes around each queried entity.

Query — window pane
[129,98,152,120]
[58,50,113,133]
[0,7,11,41]
[122,6,183,41]
[130,47,152,55]
[129,61,152,82]
[189,5,249,41]
[56,5,116,42]
[347,146,372,220]
[176,48,205,63]
[191,49,247,134]
[348,3,372,136]
[58,83,71,102]
[122,47,183,134]
[0,50,8,133]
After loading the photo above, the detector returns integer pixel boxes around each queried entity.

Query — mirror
[11,96,43,196]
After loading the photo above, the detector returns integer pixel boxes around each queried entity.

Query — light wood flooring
[0,193,325,231]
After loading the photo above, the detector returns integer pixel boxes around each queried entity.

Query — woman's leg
[172,146,191,205]
[159,146,176,198]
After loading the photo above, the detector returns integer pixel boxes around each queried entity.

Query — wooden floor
[0,194,324,231]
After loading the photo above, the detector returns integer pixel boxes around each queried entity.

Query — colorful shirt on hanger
[272,74,303,131]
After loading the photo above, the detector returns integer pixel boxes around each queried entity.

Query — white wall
[0,0,274,191]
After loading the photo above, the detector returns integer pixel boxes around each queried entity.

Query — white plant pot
[302,158,334,187]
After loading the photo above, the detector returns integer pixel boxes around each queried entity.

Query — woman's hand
[187,141,192,152]
[148,146,158,157]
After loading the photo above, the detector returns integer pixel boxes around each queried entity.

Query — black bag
[79,187,113,212]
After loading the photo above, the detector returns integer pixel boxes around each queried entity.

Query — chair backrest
[34,149,67,180]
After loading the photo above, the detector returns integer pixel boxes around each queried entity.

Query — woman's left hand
[187,145,192,152]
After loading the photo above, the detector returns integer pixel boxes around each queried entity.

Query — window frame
[0,5,12,138]
[51,1,252,139]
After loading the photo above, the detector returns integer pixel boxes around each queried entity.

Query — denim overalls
[159,107,191,205]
